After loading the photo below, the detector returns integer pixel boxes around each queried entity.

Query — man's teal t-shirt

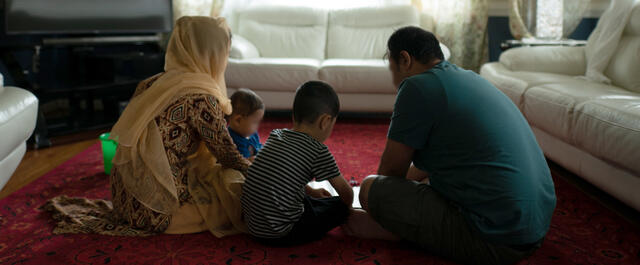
[388,61,556,245]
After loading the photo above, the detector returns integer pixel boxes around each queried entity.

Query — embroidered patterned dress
[42,74,250,236]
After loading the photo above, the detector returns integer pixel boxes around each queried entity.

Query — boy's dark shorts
[256,195,349,247]
[368,175,542,265]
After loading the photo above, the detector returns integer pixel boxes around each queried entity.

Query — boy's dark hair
[293,81,340,124]
[386,26,444,65]
[230,88,264,116]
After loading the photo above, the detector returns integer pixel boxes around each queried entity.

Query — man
[345,27,556,265]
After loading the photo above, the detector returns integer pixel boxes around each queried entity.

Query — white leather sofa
[0,73,38,191]
[224,5,450,112]
[480,3,640,211]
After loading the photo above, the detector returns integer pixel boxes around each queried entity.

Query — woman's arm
[190,94,250,174]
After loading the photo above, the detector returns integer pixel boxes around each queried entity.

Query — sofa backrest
[604,2,640,93]
[326,5,419,59]
[235,6,328,60]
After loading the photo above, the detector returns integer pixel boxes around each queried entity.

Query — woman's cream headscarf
[109,16,233,215]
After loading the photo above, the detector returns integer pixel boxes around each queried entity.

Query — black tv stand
[42,34,162,46]
[2,35,166,149]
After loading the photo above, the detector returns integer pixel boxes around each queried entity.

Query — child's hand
[248,156,256,162]
[329,175,354,207]
[307,187,332,198]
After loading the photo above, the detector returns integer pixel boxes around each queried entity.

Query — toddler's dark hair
[230,88,264,116]
[293,81,340,124]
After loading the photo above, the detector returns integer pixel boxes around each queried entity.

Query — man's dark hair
[386,26,444,64]
[230,88,264,116]
[293,81,340,124]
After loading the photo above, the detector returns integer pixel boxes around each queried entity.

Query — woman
[43,16,250,237]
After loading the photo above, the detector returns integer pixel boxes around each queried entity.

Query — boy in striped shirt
[241,81,353,246]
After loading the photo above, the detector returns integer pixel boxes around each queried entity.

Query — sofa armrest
[230,35,259,59]
[499,46,586,76]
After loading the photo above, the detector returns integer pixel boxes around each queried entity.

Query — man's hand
[406,163,429,182]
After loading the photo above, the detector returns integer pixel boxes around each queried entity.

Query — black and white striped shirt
[241,129,341,238]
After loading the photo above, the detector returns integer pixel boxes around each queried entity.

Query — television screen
[5,0,173,35]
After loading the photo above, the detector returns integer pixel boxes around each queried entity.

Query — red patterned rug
[1,118,639,265]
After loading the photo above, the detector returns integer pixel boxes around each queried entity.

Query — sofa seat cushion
[573,96,640,175]
[319,59,395,94]
[0,86,38,162]
[225,58,320,92]
[480,63,579,108]
[522,81,634,143]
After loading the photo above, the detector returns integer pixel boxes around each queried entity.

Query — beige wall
[488,0,609,17]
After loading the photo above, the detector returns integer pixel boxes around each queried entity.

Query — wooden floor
[0,129,105,199]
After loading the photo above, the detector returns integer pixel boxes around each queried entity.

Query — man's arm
[377,139,415,178]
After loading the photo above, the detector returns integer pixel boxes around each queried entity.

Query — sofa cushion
[326,6,418,59]
[573,96,640,175]
[318,59,395,94]
[604,3,640,93]
[522,81,634,143]
[225,58,320,92]
[0,86,38,162]
[499,46,586,76]
[480,63,580,108]
[236,6,328,60]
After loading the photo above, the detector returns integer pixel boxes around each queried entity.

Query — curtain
[164,0,225,50]
[173,0,225,20]
[414,0,489,72]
